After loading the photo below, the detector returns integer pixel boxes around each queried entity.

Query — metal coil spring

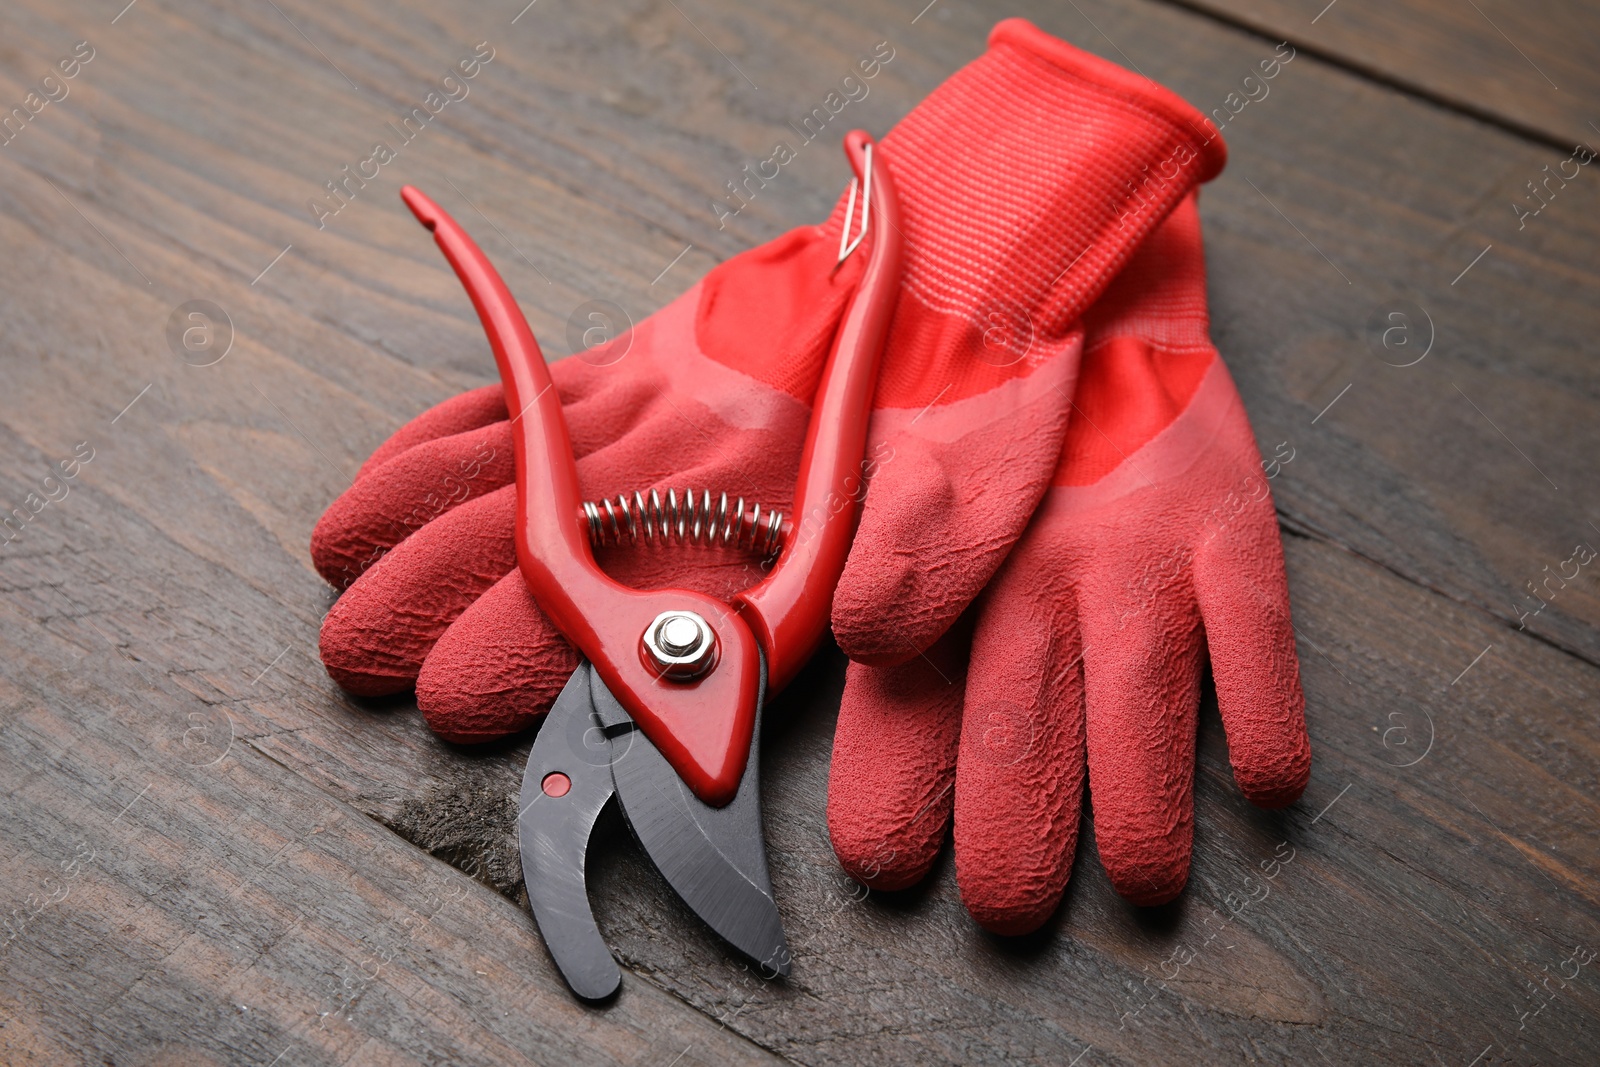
[583,489,785,556]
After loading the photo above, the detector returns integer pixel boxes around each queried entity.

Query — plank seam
[1150,0,1580,153]
[238,732,798,1061]
[1277,517,1600,675]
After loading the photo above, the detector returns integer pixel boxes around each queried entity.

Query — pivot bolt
[643,610,717,679]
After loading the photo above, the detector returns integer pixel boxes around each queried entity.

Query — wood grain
[0,0,1597,1063]
[0,603,781,1065]
[1167,0,1596,148]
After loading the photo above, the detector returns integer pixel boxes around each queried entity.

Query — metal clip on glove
[828,194,1312,933]
[312,19,1225,754]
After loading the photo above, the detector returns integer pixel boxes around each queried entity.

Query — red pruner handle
[401,186,763,808]
[736,132,903,692]
[399,185,592,636]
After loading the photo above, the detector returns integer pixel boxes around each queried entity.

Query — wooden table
[2,0,1595,1063]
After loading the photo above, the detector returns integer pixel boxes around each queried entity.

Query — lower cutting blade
[598,654,790,976]
[518,663,621,1000]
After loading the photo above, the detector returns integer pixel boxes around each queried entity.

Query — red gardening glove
[827,193,1311,932]
[313,20,1227,745]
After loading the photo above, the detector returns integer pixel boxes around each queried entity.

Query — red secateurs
[398,130,900,998]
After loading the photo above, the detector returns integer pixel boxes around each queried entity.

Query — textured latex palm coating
[826,620,969,891]
[827,195,1311,930]
[313,413,514,592]
[417,565,579,744]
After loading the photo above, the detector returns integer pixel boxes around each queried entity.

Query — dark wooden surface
[1,0,1597,1063]
[1170,0,1597,147]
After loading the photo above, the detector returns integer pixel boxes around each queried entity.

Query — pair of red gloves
[312,19,1310,935]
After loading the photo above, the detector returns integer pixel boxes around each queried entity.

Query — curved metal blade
[598,653,790,976]
[518,663,620,1000]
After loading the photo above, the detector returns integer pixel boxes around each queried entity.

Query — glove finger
[1193,479,1310,808]
[319,485,516,695]
[833,344,1078,666]
[827,619,971,890]
[312,354,667,591]
[953,543,1086,935]
[417,570,580,744]
[360,384,507,478]
[1079,580,1205,906]
[312,420,515,589]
